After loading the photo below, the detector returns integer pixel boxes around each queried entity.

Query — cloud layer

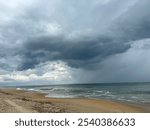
[0,0,150,85]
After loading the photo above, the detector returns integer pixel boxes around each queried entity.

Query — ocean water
[5,83,150,103]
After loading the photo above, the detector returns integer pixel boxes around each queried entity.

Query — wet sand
[0,88,149,113]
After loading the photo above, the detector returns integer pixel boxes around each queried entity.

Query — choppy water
[4,82,150,103]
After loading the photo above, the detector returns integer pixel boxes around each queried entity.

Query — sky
[0,0,150,86]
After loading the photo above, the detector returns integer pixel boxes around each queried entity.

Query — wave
[15,84,150,103]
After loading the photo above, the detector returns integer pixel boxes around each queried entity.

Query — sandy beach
[0,88,149,113]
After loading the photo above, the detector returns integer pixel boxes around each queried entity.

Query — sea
[2,82,150,104]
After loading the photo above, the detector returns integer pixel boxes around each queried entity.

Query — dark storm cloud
[11,0,149,71]
[18,35,130,70]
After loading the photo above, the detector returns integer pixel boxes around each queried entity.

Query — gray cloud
[18,35,130,70]
[0,0,150,84]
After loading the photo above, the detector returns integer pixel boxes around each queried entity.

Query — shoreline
[0,88,149,113]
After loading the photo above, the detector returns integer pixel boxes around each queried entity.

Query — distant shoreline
[0,88,149,113]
